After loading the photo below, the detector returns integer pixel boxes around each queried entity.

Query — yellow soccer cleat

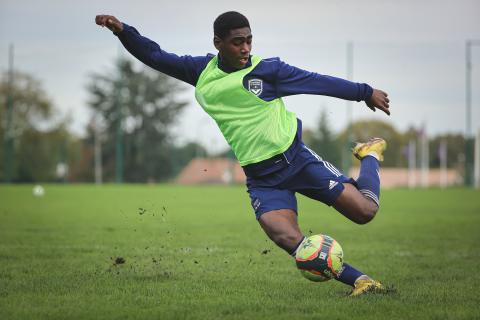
[352,137,387,162]
[349,276,385,296]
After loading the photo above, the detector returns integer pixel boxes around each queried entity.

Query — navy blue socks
[335,263,365,286]
[356,155,380,206]
[289,236,306,257]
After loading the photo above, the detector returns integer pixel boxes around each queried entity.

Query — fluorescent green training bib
[195,55,297,166]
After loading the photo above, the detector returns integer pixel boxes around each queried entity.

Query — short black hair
[213,11,250,39]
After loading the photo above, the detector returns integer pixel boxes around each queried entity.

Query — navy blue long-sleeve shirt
[116,23,373,103]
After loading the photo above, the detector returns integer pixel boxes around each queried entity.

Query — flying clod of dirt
[114,257,126,265]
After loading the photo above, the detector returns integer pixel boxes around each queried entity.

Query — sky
[1,0,479,153]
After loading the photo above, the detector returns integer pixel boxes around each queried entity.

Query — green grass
[0,185,479,320]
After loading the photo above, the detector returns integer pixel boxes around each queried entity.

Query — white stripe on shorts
[322,161,341,177]
[303,145,322,161]
[304,145,342,177]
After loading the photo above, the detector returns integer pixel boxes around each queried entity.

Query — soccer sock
[335,263,365,287]
[289,236,306,257]
[356,155,380,206]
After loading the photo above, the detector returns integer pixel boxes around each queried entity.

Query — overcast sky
[1,0,479,152]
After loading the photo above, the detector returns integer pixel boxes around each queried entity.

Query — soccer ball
[32,185,45,197]
[295,234,344,282]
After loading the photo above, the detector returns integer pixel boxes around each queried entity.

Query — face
[214,27,252,70]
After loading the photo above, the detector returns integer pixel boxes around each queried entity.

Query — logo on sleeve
[248,79,263,96]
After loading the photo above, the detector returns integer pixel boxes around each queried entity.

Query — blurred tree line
[0,59,466,183]
[0,58,206,183]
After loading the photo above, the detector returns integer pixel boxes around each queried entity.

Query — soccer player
[95,11,390,296]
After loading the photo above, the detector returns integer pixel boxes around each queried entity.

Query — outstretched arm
[94,15,212,86]
[275,60,390,116]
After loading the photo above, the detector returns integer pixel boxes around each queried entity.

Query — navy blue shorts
[246,145,356,219]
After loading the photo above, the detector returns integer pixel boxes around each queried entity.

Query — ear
[213,36,222,51]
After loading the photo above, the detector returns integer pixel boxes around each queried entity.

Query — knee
[353,201,379,225]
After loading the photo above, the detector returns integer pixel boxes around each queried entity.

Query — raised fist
[95,15,123,33]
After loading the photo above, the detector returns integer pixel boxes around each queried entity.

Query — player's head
[213,11,252,70]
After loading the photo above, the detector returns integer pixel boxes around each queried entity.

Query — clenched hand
[95,15,123,33]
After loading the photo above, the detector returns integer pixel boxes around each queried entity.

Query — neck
[217,54,251,73]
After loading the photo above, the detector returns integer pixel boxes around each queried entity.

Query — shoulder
[260,56,281,64]
[189,54,215,72]
[257,57,300,72]
[182,53,215,72]
[160,53,215,86]
[253,57,283,78]
[255,57,305,79]
[186,54,215,85]
[257,56,282,69]
[193,53,216,63]
[189,53,215,65]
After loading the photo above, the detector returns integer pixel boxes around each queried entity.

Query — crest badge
[248,79,263,96]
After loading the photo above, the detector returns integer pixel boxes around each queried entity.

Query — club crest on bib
[248,79,263,96]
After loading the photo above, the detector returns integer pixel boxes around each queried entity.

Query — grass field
[0,185,479,320]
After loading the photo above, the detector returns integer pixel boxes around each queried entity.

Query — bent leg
[258,208,371,288]
[333,183,379,224]
[333,154,382,224]
[258,209,304,254]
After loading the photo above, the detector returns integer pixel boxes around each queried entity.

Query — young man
[95,11,390,296]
